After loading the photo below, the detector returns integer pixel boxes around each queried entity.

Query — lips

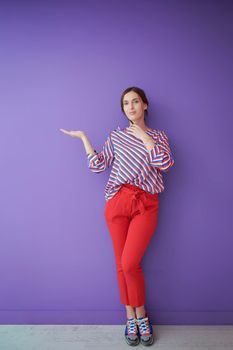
[129,112,136,115]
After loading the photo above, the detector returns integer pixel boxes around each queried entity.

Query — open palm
[59,128,84,139]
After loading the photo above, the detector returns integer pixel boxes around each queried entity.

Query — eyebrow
[123,98,139,102]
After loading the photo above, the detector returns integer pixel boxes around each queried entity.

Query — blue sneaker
[124,317,140,346]
[136,313,154,346]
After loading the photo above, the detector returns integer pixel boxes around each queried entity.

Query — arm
[59,128,114,172]
[82,134,96,156]
[143,131,175,172]
[85,133,114,173]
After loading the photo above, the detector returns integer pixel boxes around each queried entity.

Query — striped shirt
[86,126,175,201]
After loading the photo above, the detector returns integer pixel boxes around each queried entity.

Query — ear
[144,103,148,110]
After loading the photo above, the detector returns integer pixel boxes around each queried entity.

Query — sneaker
[136,313,154,346]
[124,317,140,346]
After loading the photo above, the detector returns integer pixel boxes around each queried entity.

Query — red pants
[104,184,159,308]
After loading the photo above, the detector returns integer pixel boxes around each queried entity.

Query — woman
[60,86,175,346]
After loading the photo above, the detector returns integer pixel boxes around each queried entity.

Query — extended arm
[86,133,114,173]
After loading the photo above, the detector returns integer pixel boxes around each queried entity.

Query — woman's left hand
[126,124,149,141]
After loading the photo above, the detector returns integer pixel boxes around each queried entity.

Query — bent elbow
[160,157,175,172]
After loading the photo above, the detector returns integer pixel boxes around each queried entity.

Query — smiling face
[122,91,148,123]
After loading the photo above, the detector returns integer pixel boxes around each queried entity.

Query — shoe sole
[140,334,155,346]
[125,336,140,346]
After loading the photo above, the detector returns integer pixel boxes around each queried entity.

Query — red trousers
[104,184,159,308]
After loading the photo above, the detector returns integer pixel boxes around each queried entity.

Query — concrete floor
[0,325,233,350]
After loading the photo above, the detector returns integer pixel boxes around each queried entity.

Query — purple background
[0,0,232,325]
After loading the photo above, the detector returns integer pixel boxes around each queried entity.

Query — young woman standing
[60,86,174,346]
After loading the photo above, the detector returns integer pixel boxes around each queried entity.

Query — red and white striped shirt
[86,126,174,201]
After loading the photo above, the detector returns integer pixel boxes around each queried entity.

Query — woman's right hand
[59,129,85,140]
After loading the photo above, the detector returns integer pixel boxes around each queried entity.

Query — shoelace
[127,317,138,335]
[136,316,151,336]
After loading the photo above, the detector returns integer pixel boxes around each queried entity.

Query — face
[122,91,147,123]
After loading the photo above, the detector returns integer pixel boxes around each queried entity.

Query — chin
[128,115,138,120]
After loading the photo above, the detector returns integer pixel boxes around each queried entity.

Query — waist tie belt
[132,191,146,215]
[121,184,146,215]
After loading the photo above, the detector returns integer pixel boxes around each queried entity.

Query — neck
[129,118,149,131]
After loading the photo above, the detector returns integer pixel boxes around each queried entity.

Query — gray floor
[0,325,233,350]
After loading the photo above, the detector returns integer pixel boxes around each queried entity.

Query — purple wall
[0,0,232,325]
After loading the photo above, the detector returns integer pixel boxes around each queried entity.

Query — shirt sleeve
[86,133,115,173]
[146,130,175,172]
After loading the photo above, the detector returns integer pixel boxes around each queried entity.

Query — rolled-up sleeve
[86,133,114,173]
[146,131,174,172]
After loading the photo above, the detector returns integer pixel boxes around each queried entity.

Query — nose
[130,103,135,110]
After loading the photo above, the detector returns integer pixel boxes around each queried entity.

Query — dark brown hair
[120,86,149,117]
